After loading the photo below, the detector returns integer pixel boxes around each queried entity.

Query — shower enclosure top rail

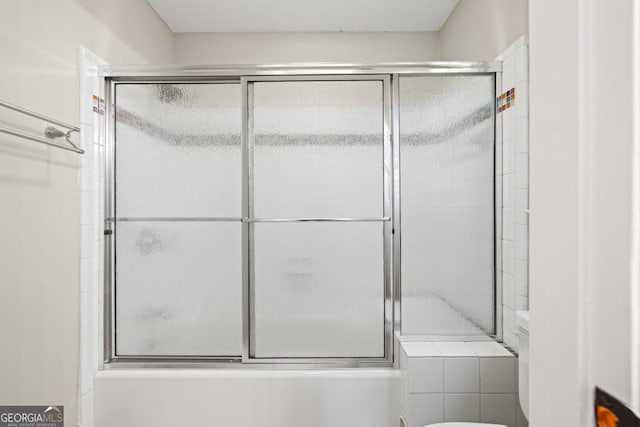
[99,61,502,78]
[106,217,391,223]
[0,98,84,154]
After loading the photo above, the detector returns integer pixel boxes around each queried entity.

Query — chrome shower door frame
[101,62,502,368]
[241,75,393,365]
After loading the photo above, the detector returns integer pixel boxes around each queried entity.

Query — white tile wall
[434,342,476,357]
[445,394,480,422]
[78,47,107,427]
[465,341,513,357]
[479,358,517,393]
[400,341,519,427]
[407,394,444,427]
[444,358,479,393]
[408,358,444,393]
[496,36,529,351]
[481,394,517,426]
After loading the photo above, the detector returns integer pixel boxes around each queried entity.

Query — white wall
[529,0,640,425]
[0,2,174,427]
[584,0,639,415]
[175,32,441,64]
[440,0,528,61]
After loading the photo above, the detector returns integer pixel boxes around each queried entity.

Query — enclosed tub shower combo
[91,62,525,427]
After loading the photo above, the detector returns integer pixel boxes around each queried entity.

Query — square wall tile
[480,357,517,393]
[516,260,529,297]
[516,117,529,154]
[515,45,529,84]
[495,142,503,176]
[503,139,515,174]
[465,341,513,357]
[79,358,93,396]
[444,358,479,393]
[445,394,480,422]
[80,156,93,192]
[503,208,515,241]
[515,225,528,261]
[504,306,517,337]
[503,329,517,351]
[503,173,515,207]
[515,189,529,225]
[80,257,95,293]
[502,240,515,275]
[502,272,516,309]
[80,123,95,159]
[408,357,444,393]
[502,54,515,88]
[481,394,517,427]
[79,390,94,426]
[80,224,94,260]
[503,109,516,141]
[517,295,528,311]
[434,342,475,357]
[81,289,96,328]
[515,82,529,119]
[516,153,529,189]
[402,342,441,357]
[400,347,409,371]
[407,393,444,427]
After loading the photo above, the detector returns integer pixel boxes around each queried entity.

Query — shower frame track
[101,61,502,369]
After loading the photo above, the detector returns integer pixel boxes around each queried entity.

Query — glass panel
[115,83,241,217]
[115,221,242,356]
[252,81,383,218]
[399,75,495,335]
[253,222,384,358]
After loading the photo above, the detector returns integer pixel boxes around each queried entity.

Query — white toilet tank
[516,311,530,421]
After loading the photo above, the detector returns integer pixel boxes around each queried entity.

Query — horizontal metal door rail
[243,217,391,223]
[107,217,391,223]
[108,217,242,222]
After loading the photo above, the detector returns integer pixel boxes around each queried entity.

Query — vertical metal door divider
[391,74,402,355]
[241,77,251,362]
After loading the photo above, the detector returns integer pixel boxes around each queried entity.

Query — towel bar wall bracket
[0,98,84,154]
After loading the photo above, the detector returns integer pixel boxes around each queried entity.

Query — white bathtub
[95,369,401,427]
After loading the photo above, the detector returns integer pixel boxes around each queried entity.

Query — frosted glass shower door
[399,75,496,336]
[113,83,242,357]
[248,79,389,359]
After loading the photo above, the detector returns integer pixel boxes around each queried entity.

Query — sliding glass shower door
[247,78,391,359]
[114,83,243,357]
[111,77,392,362]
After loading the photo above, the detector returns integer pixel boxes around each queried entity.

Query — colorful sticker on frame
[497,88,515,113]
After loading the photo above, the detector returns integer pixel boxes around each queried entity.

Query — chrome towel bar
[0,98,84,154]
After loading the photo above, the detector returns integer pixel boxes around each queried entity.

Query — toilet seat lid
[424,423,507,427]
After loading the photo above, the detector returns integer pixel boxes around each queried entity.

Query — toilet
[422,311,530,427]
[423,424,507,427]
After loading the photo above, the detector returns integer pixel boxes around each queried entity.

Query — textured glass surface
[115,83,241,217]
[115,221,242,356]
[253,222,384,358]
[399,76,495,335]
[252,81,383,218]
